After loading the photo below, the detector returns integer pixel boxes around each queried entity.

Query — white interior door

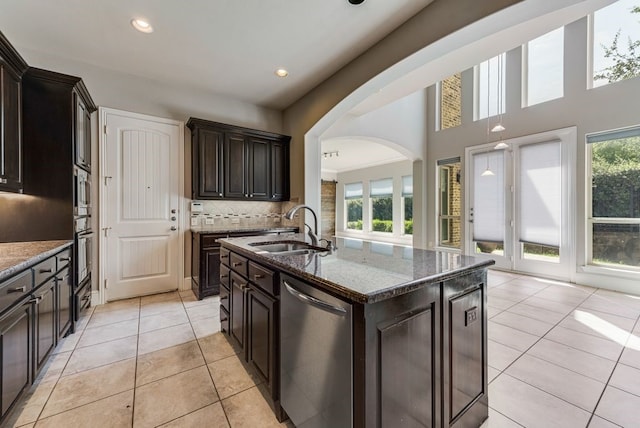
[465,128,576,280]
[102,110,182,301]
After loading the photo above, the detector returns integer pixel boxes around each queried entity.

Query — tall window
[370,178,393,233]
[472,151,505,255]
[402,176,413,235]
[592,0,640,87]
[438,73,462,130]
[588,127,640,269]
[345,182,363,230]
[525,27,564,106]
[476,53,506,120]
[437,158,462,248]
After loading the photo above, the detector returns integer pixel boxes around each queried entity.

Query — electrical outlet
[205,217,214,225]
[191,217,199,226]
[231,218,240,224]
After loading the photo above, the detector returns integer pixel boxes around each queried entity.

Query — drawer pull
[220,296,229,300]
[8,286,27,293]
[59,257,70,262]
[220,255,229,259]
[220,274,229,279]
[27,296,42,305]
[254,274,265,280]
[232,262,242,267]
[39,268,53,273]
[220,316,228,322]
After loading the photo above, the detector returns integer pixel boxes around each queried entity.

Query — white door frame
[465,127,577,281]
[98,107,185,305]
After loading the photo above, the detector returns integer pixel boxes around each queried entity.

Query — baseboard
[181,276,192,291]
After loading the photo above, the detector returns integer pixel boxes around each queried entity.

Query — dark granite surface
[190,226,298,235]
[219,234,494,304]
[0,240,73,282]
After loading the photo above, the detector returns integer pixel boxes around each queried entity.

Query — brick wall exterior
[449,163,462,247]
[441,73,462,130]
[321,180,337,240]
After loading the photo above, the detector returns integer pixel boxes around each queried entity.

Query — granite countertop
[219,234,494,304]
[0,240,73,282]
[191,226,298,235]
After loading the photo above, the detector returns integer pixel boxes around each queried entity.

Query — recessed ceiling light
[349,0,365,4]
[274,68,289,78]
[131,18,153,33]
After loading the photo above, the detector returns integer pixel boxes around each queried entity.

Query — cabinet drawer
[56,249,72,271]
[229,252,248,277]
[220,285,230,312]
[220,306,230,334]
[220,248,231,267]
[33,257,56,286]
[220,265,230,289]
[248,261,276,296]
[0,270,32,314]
[202,234,223,249]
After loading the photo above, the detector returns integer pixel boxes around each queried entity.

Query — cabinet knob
[219,193,223,197]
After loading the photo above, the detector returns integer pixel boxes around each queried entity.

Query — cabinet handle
[59,257,70,262]
[27,296,42,305]
[232,262,242,267]
[220,274,229,279]
[39,268,53,273]
[220,316,228,322]
[254,274,265,280]
[56,277,64,281]
[220,296,228,300]
[8,286,27,293]
[220,255,229,259]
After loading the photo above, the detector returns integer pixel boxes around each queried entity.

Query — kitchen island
[219,234,494,428]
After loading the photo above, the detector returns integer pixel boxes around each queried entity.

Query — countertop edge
[190,227,298,235]
[220,238,494,304]
[0,240,73,283]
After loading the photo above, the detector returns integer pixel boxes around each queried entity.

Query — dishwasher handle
[284,281,347,316]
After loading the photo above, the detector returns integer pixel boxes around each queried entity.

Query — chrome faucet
[285,204,318,246]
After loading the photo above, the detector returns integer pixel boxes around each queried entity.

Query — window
[472,151,505,255]
[438,73,462,130]
[370,178,393,233]
[592,0,640,87]
[588,127,640,269]
[476,53,506,120]
[402,176,413,235]
[437,158,462,248]
[345,182,363,230]
[525,27,564,106]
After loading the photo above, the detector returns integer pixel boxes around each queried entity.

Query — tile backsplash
[189,199,301,229]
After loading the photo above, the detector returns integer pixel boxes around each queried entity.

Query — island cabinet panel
[230,271,248,350]
[443,272,488,428]
[187,117,290,201]
[379,306,436,427]
[362,283,441,428]
[33,278,56,376]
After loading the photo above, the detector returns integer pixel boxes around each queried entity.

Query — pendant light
[491,54,505,134]
[481,152,495,177]
[482,61,495,176]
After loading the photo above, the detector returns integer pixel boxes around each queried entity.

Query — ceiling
[0,0,432,110]
[321,138,406,174]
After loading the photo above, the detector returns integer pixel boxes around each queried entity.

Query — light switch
[191,217,199,226]
[205,217,214,225]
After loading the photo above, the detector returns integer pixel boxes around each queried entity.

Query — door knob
[170,226,177,231]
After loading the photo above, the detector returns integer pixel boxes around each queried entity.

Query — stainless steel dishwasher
[280,274,353,428]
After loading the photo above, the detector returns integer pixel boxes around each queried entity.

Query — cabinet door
[224,133,247,199]
[194,128,224,199]
[247,137,270,200]
[229,271,247,350]
[202,247,221,297]
[34,279,56,376]
[74,94,90,172]
[247,285,277,395]
[270,140,289,201]
[0,300,31,418]
[56,267,72,341]
[0,64,23,192]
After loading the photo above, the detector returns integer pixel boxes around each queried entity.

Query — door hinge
[511,185,515,193]
[103,125,108,135]
[510,220,514,227]
[104,279,108,289]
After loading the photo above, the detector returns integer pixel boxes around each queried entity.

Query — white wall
[336,160,413,245]
[425,17,640,293]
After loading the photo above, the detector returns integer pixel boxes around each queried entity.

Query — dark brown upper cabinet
[187,118,290,201]
[0,31,28,193]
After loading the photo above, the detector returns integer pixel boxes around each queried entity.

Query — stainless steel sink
[249,240,329,256]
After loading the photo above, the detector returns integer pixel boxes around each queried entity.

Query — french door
[465,128,576,280]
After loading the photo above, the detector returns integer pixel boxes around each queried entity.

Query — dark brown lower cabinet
[56,267,72,341]
[33,278,56,376]
[0,298,31,417]
[230,271,247,350]
[247,285,277,396]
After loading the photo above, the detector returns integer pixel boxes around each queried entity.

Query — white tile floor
[482,270,640,428]
[6,270,640,427]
